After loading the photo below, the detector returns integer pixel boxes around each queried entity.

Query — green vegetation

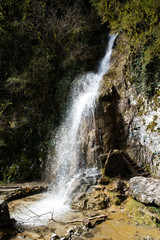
[146,115,158,132]
[0,0,108,182]
[90,0,160,97]
[125,197,160,227]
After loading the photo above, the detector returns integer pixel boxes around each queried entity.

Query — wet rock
[0,200,13,228]
[65,172,100,200]
[64,226,84,240]
[72,178,128,210]
[95,37,160,177]
[129,176,160,206]
[72,189,108,210]
[61,215,107,240]
[76,192,86,200]
[50,233,60,240]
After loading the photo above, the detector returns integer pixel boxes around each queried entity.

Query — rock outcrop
[81,33,160,177]
[98,35,160,177]
[0,200,13,228]
[129,176,160,206]
[71,179,128,211]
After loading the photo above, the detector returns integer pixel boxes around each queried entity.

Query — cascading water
[50,34,117,194]
[10,34,116,226]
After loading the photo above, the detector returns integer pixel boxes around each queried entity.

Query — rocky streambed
[1,177,160,240]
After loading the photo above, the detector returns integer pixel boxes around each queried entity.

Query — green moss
[148,206,160,215]
[125,197,160,227]
[146,117,158,132]
[136,97,146,116]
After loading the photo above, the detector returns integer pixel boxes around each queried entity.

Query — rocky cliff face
[83,34,160,177]
[99,35,160,177]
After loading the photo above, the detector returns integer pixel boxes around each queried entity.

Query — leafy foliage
[0,0,107,182]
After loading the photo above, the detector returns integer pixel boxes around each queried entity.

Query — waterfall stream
[50,34,116,193]
[10,34,116,226]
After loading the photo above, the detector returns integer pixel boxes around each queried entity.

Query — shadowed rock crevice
[97,86,125,151]
[100,149,150,178]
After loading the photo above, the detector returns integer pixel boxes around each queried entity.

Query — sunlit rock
[129,176,160,206]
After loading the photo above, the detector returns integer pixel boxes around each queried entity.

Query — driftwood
[65,214,108,224]
[17,205,52,223]
[17,205,108,225]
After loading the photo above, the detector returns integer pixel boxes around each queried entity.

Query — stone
[67,227,75,236]
[65,172,100,201]
[129,176,160,206]
[143,236,154,240]
[0,200,13,228]
[73,192,86,202]
[50,233,60,240]
[72,189,108,210]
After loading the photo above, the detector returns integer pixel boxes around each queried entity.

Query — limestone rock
[129,176,160,206]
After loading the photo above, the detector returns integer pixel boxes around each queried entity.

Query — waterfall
[11,34,116,226]
[49,34,117,196]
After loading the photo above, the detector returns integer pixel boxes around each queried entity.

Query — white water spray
[51,34,117,193]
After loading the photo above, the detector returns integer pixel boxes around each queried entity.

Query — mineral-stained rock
[0,200,13,228]
[129,176,160,206]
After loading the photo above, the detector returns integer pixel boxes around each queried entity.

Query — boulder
[129,176,160,206]
[65,172,100,200]
[71,189,109,211]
